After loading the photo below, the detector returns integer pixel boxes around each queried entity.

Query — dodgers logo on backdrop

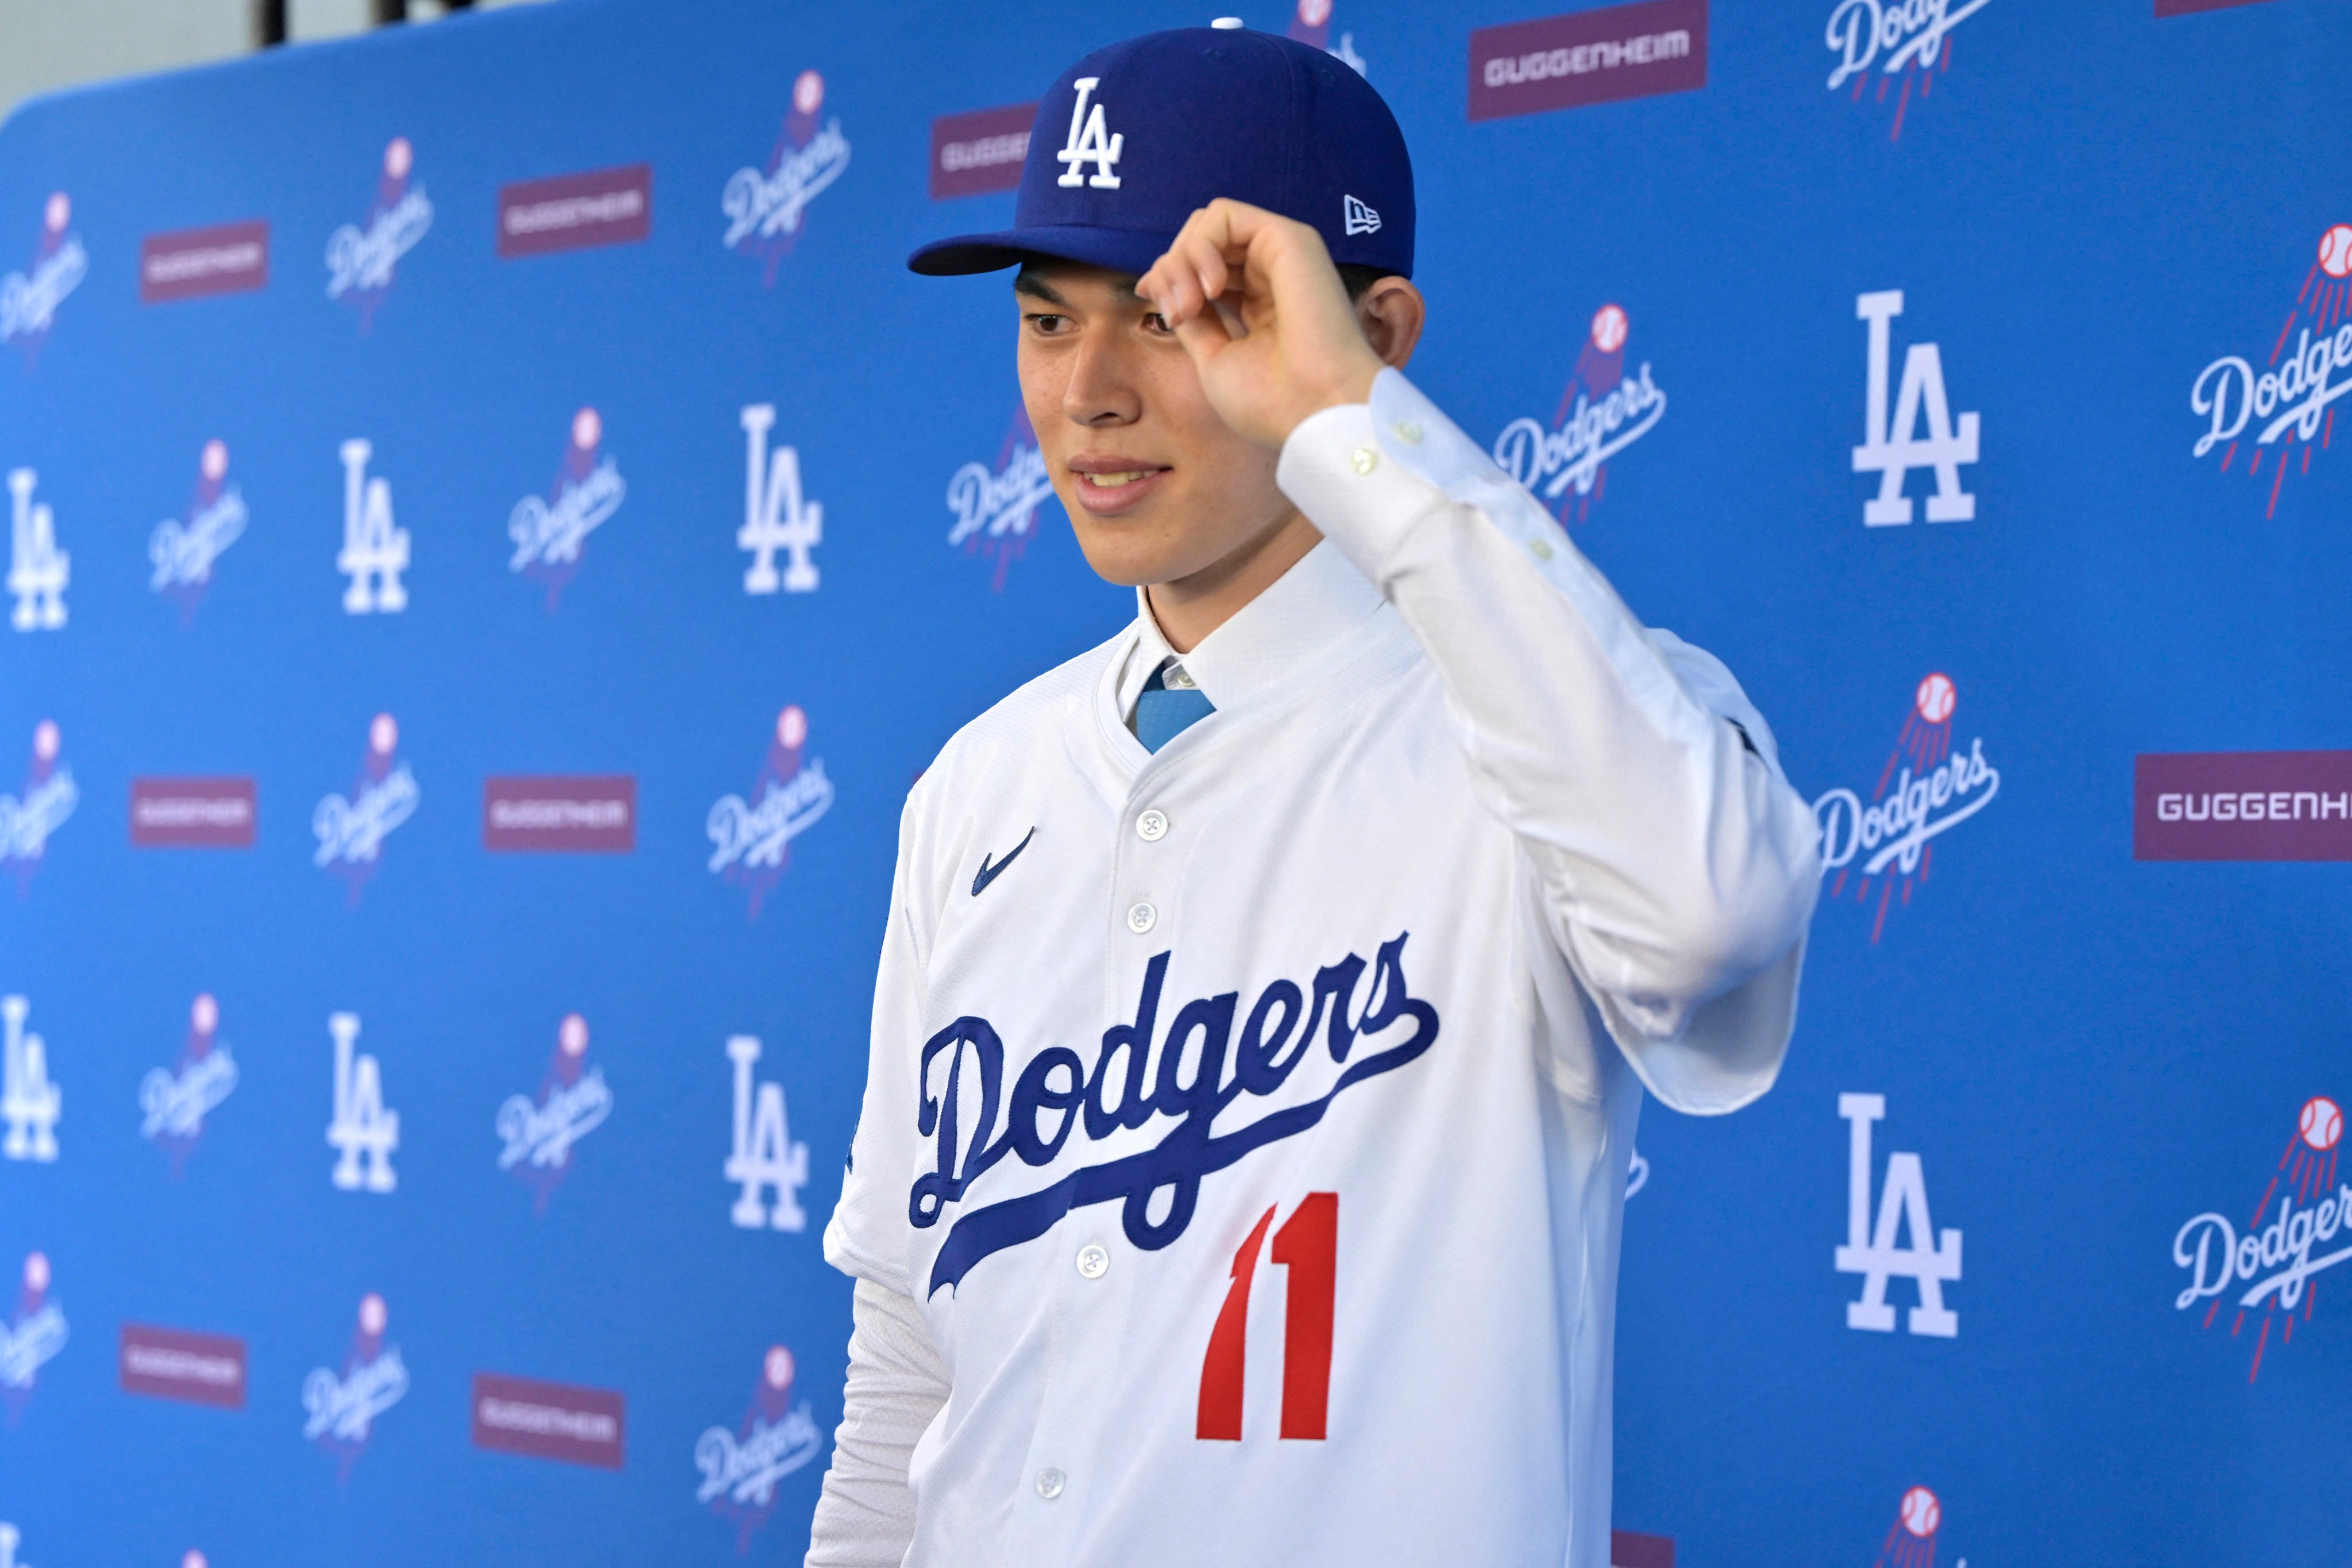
[497,1013,612,1212]
[0,193,86,362]
[0,722,76,887]
[726,1034,809,1233]
[1287,0,1368,75]
[946,405,1056,590]
[1824,0,1990,141]
[140,993,237,1178]
[707,705,833,918]
[696,1343,824,1553]
[913,933,1439,1296]
[326,1011,399,1194]
[739,404,822,594]
[509,407,624,612]
[1814,674,2000,943]
[2188,222,2352,520]
[302,1292,408,1476]
[1492,303,1666,527]
[2172,1095,2347,1382]
[150,441,245,622]
[326,137,431,327]
[313,713,417,902]
[337,438,408,614]
[1,997,60,1165]
[7,468,69,632]
[1835,1093,1961,1338]
[1869,1486,1952,1568]
[1852,289,1979,526]
[723,70,851,285]
[1,1253,66,1415]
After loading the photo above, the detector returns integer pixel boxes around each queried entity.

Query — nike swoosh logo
[971,827,1035,897]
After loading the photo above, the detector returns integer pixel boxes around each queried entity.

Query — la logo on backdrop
[723,69,851,285]
[2188,221,2352,520]
[7,466,69,632]
[1852,289,1980,528]
[0,721,77,890]
[150,440,246,621]
[140,992,237,1178]
[2172,1095,2347,1382]
[326,137,431,329]
[1492,303,1667,527]
[725,1034,810,1233]
[495,1012,612,1212]
[338,438,410,614]
[1822,0,1991,141]
[313,713,418,902]
[707,705,834,918]
[945,405,1056,589]
[0,1253,66,1419]
[695,1343,824,1554]
[508,407,624,611]
[302,1292,408,1477]
[0,192,86,362]
[2,995,61,1165]
[1837,1094,1961,1338]
[1286,0,1367,75]
[326,1011,399,1194]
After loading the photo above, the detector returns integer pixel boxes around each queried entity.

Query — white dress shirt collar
[1115,539,1385,723]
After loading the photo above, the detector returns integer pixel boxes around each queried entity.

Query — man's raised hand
[1137,199,1388,449]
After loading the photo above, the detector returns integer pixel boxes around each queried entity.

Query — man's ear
[1355,276,1426,370]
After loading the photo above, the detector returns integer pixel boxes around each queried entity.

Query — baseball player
[810,24,1819,1568]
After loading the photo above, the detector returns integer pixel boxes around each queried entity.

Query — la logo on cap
[1055,77,1123,190]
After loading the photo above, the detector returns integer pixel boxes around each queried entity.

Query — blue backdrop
[2,1,2348,1564]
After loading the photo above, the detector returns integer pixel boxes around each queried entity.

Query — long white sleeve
[804,1279,949,1568]
[1276,369,1820,1108]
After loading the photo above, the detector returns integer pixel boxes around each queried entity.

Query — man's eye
[1028,313,1069,334]
[1142,312,1172,334]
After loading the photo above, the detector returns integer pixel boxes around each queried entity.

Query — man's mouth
[1068,459,1173,515]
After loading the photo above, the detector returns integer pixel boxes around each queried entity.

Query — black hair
[1335,264,1401,301]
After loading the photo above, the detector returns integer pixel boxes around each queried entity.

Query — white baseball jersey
[825,369,1820,1568]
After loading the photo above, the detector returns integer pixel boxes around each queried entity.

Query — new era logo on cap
[910,25,1414,280]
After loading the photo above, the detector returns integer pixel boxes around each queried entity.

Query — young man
[810,24,1818,1568]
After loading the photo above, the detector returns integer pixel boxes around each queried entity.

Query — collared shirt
[1113,537,1388,726]
[826,368,1820,1568]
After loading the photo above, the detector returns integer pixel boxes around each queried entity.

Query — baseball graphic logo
[1,719,78,880]
[1914,672,1956,724]
[508,405,625,610]
[777,704,808,750]
[1590,303,1628,354]
[2318,223,2352,281]
[32,721,56,764]
[496,1010,612,1211]
[2301,1095,2342,1152]
[708,705,833,917]
[1298,0,1332,26]
[385,137,412,181]
[42,194,67,234]
[723,70,852,280]
[1899,1486,1940,1538]
[763,1344,795,1391]
[357,1291,387,1337]
[2,190,87,353]
[794,71,824,116]
[22,1253,47,1295]
[184,1552,208,1568]
[571,407,601,451]
[151,438,248,617]
[200,440,227,482]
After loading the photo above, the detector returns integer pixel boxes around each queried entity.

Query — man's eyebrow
[1012,270,1146,306]
[1013,271,1067,306]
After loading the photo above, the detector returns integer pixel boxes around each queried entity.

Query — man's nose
[1062,323,1141,427]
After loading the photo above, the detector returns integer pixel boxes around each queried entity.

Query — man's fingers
[1170,302,1235,365]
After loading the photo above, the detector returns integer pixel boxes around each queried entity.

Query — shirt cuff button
[1349,447,1378,476]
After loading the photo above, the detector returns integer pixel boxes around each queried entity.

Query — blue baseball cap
[910,25,1415,279]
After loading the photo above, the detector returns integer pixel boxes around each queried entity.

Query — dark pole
[372,0,409,22]
[254,0,287,46]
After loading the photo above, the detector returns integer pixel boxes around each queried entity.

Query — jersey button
[1135,809,1168,841]
[1035,1467,1067,1500]
[1126,902,1157,934]
[1076,1244,1110,1279]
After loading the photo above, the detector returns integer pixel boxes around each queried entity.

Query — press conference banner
[1,1,2346,1563]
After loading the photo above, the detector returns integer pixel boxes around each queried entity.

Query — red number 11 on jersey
[1196,1192,1337,1441]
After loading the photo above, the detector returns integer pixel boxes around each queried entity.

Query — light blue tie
[1134,661,1214,753]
